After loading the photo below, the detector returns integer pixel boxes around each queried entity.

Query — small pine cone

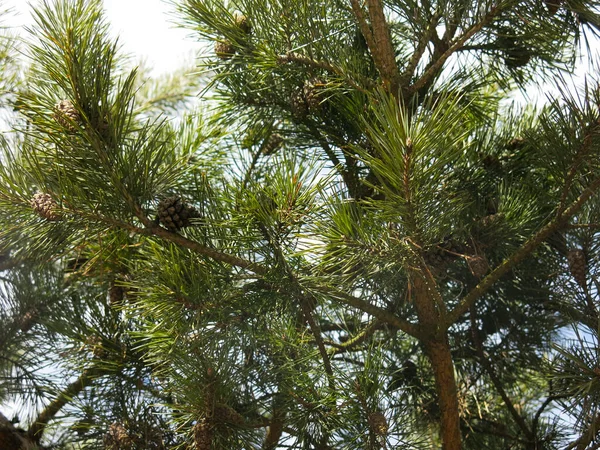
[290,90,308,120]
[104,422,133,450]
[504,45,531,69]
[262,133,283,155]
[109,283,124,306]
[567,249,587,288]
[507,136,525,150]
[368,411,388,436]
[193,420,213,450]
[86,335,107,359]
[481,213,503,228]
[212,404,244,426]
[31,192,61,221]
[234,13,251,34]
[157,196,199,232]
[303,77,325,112]
[545,0,563,15]
[54,99,81,131]
[215,40,236,59]
[465,254,489,279]
[19,309,38,332]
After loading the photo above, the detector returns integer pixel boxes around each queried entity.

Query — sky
[4,0,202,76]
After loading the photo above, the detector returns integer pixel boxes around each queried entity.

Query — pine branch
[447,174,600,327]
[350,0,401,94]
[311,284,421,338]
[565,413,600,450]
[27,367,100,442]
[263,395,286,450]
[399,13,441,86]
[278,52,374,93]
[331,320,382,355]
[408,5,501,95]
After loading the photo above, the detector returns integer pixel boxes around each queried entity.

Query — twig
[400,13,441,85]
[278,52,374,93]
[331,320,382,354]
[350,0,401,94]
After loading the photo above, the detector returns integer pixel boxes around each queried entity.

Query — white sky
[4,0,201,75]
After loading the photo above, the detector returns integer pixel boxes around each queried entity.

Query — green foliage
[1,0,600,449]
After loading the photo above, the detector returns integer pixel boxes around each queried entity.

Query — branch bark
[408,5,501,95]
[350,0,401,94]
[28,368,99,442]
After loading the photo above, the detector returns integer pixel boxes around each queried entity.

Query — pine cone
[157,196,199,231]
[465,254,489,279]
[567,249,587,288]
[193,420,213,450]
[215,40,236,59]
[31,192,61,221]
[86,335,108,359]
[545,0,563,15]
[104,422,133,450]
[290,90,308,120]
[19,309,38,332]
[507,136,525,149]
[54,99,81,131]
[213,404,244,426]
[262,133,283,155]
[303,77,325,112]
[234,13,251,34]
[504,43,531,68]
[109,282,124,306]
[368,411,388,436]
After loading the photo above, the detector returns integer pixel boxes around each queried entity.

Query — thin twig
[278,52,374,93]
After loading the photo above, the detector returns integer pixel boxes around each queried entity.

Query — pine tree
[1,0,600,449]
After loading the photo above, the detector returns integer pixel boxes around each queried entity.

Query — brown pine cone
[212,404,244,426]
[31,192,61,221]
[215,40,236,59]
[262,133,283,155]
[303,77,326,112]
[290,90,308,120]
[567,249,587,289]
[157,196,199,231]
[109,283,124,306]
[465,254,489,279]
[104,422,133,450]
[193,420,213,450]
[234,13,251,34]
[54,99,81,132]
[368,411,388,436]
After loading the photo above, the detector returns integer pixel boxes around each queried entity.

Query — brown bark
[264,396,286,450]
[424,336,462,450]
[28,369,97,442]
[412,276,461,450]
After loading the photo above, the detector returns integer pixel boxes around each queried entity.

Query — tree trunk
[424,336,462,450]
[412,276,461,450]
